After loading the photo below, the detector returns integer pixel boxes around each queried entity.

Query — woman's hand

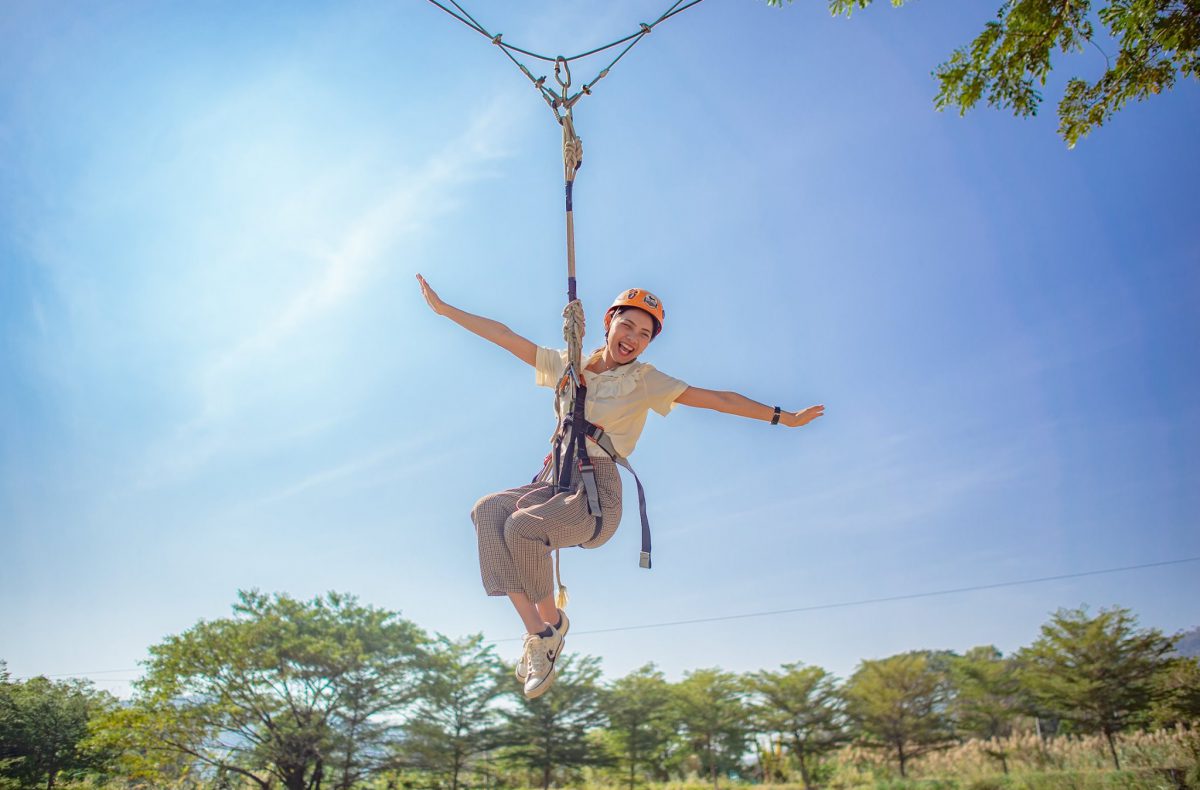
[414,273,537,366]
[780,404,825,428]
[416,273,447,316]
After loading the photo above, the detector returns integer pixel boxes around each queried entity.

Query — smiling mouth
[617,341,635,355]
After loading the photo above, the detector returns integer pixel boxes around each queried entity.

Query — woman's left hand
[780,405,825,427]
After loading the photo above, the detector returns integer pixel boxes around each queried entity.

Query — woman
[416,274,824,698]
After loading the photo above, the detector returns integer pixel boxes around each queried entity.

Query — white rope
[562,298,585,380]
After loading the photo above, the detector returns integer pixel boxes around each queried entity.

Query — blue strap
[613,456,652,570]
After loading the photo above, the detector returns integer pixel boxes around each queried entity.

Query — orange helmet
[604,288,665,338]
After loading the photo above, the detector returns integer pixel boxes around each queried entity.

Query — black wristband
[770,406,781,425]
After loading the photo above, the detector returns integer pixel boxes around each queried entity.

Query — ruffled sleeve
[639,363,689,416]
[535,347,568,388]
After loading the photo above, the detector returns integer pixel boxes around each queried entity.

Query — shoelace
[524,634,550,675]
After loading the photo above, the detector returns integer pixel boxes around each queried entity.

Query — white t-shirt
[535,346,689,459]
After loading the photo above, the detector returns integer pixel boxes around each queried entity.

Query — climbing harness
[427,1,706,597]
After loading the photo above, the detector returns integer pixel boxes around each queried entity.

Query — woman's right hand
[416,273,447,316]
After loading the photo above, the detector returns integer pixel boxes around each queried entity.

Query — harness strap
[578,458,603,517]
[577,422,653,569]
[537,391,654,569]
[612,455,652,569]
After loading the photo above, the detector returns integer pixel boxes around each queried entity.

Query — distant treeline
[1,592,1197,790]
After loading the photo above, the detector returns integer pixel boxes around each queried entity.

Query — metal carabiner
[553,56,572,98]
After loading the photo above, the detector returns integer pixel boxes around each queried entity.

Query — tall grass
[824,727,1199,789]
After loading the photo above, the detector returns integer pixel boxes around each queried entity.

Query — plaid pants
[472,457,622,600]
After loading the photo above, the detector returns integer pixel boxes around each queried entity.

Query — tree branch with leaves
[769,0,1199,146]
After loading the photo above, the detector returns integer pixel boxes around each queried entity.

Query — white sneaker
[522,632,560,699]
[516,609,570,683]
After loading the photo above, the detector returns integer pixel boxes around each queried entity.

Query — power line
[492,556,1200,642]
[13,557,1197,678]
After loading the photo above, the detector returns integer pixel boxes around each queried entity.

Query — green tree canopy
[398,634,507,790]
[771,0,1199,147]
[1147,654,1200,729]
[495,654,610,790]
[1017,605,1178,769]
[949,646,1026,774]
[601,664,679,788]
[844,651,955,777]
[746,662,847,790]
[0,666,115,790]
[672,669,749,789]
[94,590,426,790]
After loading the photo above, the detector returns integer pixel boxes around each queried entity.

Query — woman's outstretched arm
[675,386,824,428]
[417,273,537,366]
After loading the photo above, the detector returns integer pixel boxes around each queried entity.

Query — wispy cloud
[250,439,436,507]
[137,99,519,489]
[659,428,1032,540]
[200,101,513,417]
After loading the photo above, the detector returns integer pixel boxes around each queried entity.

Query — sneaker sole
[523,665,557,699]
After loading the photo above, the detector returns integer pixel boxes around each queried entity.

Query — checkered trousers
[471,457,623,600]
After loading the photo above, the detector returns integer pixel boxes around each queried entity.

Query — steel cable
[425,0,709,105]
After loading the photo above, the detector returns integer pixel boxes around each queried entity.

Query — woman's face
[606,308,655,364]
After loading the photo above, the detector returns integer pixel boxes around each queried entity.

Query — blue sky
[2,0,1198,697]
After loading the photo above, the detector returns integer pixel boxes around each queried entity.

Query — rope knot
[639,22,652,34]
[491,33,502,45]
[562,299,586,374]
[561,114,583,177]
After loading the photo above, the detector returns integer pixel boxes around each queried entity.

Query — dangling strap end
[639,551,652,570]
[554,549,570,609]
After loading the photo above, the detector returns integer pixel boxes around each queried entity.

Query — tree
[770,0,1200,147]
[602,664,679,788]
[843,652,955,777]
[672,669,749,789]
[746,663,847,790]
[495,653,610,790]
[1147,655,1200,729]
[398,634,507,790]
[1017,605,1177,769]
[0,664,115,790]
[949,646,1025,774]
[98,590,426,790]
